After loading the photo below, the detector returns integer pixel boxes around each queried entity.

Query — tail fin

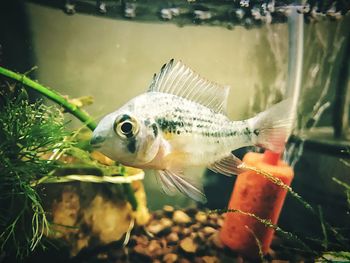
[250,99,294,153]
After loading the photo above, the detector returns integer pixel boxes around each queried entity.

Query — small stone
[203,226,216,235]
[208,213,217,220]
[182,227,191,236]
[135,235,148,246]
[172,225,181,232]
[134,244,150,257]
[173,210,191,224]
[167,232,179,243]
[147,221,163,234]
[160,218,173,228]
[180,237,198,253]
[217,218,224,227]
[163,205,174,213]
[197,232,205,241]
[163,253,178,263]
[209,232,224,249]
[208,219,217,227]
[190,222,201,231]
[148,240,160,252]
[195,212,207,223]
[147,218,172,235]
[179,259,191,263]
[202,256,219,263]
[97,253,108,259]
[194,257,204,263]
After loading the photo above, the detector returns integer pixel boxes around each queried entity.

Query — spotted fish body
[130,92,253,169]
[91,60,293,203]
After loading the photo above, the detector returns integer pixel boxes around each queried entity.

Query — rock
[202,256,220,263]
[182,227,191,236]
[197,232,205,241]
[190,222,201,231]
[209,232,224,249]
[147,220,163,234]
[167,232,179,243]
[83,195,131,243]
[203,226,216,235]
[134,244,150,257]
[171,225,181,233]
[180,237,198,253]
[217,218,224,227]
[160,218,173,228]
[163,205,175,213]
[148,240,162,256]
[173,210,191,224]
[208,213,217,220]
[163,253,178,263]
[179,259,191,263]
[147,218,172,235]
[135,235,148,246]
[195,211,208,223]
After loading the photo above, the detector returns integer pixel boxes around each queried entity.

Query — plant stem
[0,66,96,130]
[0,66,138,210]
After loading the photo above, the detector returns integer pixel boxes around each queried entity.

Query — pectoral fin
[208,153,245,176]
[155,169,207,203]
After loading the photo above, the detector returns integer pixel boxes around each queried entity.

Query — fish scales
[131,92,253,166]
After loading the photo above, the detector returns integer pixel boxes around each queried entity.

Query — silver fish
[91,60,293,203]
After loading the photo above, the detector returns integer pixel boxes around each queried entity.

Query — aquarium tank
[0,0,349,262]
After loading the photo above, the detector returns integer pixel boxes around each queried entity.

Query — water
[1,1,350,262]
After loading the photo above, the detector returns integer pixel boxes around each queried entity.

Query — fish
[91,59,293,203]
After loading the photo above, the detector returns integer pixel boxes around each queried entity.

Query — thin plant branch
[0,66,96,130]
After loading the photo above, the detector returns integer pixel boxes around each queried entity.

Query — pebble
[180,237,198,253]
[163,253,178,263]
[190,223,201,232]
[72,207,309,262]
[167,232,179,243]
[209,232,225,249]
[217,218,224,227]
[147,218,173,235]
[173,210,191,224]
[202,256,220,263]
[195,211,208,223]
[203,226,216,235]
[163,205,174,213]
[160,218,173,228]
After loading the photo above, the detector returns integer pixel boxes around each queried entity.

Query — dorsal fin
[148,59,230,114]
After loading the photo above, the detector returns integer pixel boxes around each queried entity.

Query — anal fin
[208,153,246,176]
[155,169,207,203]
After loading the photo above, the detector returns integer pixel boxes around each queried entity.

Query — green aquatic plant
[0,67,140,258]
[0,66,96,130]
[0,66,138,210]
[0,88,69,257]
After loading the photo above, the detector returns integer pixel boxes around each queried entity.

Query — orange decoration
[219,151,294,258]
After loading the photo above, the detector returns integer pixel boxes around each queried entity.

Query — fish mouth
[91,143,102,149]
[90,135,105,148]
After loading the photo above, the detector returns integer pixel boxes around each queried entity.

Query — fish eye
[120,122,133,134]
[114,115,139,139]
